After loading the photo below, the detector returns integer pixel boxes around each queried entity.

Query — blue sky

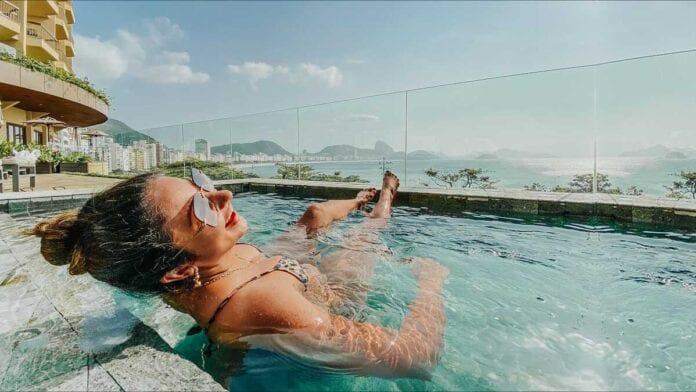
[71,1,696,155]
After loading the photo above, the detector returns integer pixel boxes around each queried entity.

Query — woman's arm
[242,258,448,378]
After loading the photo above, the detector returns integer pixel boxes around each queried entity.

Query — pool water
[6,192,696,390]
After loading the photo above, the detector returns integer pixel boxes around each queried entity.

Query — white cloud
[73,17,209,85]
[142,17,184,46]
[139,64,209,84]
[227,61,344,89]
[73,34,128,82]
[227,62,289,86]
[300,63,343,88]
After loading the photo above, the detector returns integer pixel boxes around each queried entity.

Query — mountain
[620,145,695,159]
[210,140,292,156]
[407,150,443,160]
[315,141,403,159]
[491,149,556,159]
[89,118,154,146]
[374,140,395,156]
[317,144,377,158]
[619,145,671,157]
[664,151,688,160]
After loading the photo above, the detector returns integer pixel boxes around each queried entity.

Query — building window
[7,123,26,144]
[33,130,44,145]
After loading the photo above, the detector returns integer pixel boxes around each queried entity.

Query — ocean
[241,157,696,197]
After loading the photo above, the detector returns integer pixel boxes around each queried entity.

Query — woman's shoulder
[233,242,264,261]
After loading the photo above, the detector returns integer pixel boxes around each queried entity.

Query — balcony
[55,14,69,40]
[0,0,20,42]
[26,22,60,62]
[0,58,108,127]
[57,38,74,58]
[63,1,74,24]
[27,0,59,18]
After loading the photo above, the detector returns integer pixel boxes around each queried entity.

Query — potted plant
[59,152,93,173]
[0,141,15,160]
[33,145,61,174]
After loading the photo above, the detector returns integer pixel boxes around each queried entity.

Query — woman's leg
[296,187,377,235]
[318,172,400,313]
[263,187,377,263]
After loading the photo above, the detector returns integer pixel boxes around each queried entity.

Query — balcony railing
[27,21,58,51]
[0,0,19,23]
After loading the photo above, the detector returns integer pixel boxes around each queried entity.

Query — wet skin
[149,173,448,378]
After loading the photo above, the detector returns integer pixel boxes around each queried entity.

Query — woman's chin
[227,215,248,238]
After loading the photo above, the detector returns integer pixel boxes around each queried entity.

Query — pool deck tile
[0,213,225,392]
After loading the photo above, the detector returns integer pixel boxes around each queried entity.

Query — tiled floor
[0,213,224,391]
[1,173,122,193]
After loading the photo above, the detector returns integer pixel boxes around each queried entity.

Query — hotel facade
[0,0,107,147]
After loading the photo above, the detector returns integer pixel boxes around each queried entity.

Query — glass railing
[595,50,696,198]
[297,92,406,184]
[117,50,695,200]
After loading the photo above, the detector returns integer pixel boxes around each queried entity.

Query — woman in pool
[28,170,448,378]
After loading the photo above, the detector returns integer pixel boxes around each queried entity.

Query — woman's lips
[225,211,238,228]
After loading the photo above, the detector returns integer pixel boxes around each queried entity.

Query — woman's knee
[299,203,326,226]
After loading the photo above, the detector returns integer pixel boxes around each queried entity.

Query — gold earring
[193,268,202,288]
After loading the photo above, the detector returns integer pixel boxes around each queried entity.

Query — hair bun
[25,210,85,274]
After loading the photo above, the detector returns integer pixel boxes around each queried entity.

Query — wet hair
[25,173,191,293]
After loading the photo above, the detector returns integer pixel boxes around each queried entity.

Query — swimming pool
[2,192,695,390]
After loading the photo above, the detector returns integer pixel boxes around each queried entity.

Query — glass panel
[227,110,299,179]
[407,68,595,192]
[136,124,184,175]
[596,51,696,198]
[298,93,406,184]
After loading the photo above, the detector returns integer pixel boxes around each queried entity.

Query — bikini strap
[203,256,308,334]
[204,270,273,334]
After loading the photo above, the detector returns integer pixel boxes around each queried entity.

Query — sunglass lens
[191,168,215,192]
[193,193,218,226]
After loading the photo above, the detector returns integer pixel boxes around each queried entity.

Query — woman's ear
[160,263,198,284]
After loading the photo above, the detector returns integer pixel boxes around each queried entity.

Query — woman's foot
[370,171,400,218]
[381,170,400,200]
[355,187,377,209]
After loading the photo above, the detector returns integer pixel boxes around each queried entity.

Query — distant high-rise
[195,138,209,160]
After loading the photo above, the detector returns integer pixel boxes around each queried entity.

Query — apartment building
[0,0,107,147]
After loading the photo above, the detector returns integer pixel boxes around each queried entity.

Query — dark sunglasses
[190,168,218,227]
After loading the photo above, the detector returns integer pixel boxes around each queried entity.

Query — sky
[68,1,696,156]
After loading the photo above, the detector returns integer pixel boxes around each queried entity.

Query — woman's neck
[194,245,250,279]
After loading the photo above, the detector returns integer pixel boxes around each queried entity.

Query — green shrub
[60,152,93,163]
[156,159,258,180]
[0,51,109,105]
[274,163,368,183]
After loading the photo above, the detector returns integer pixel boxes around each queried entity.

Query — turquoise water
[173,193,695,390]
[5,193,696,390]
[244,158,696,197]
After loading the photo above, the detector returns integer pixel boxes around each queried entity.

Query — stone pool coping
[0,213,225,391]
[1,178,695,229]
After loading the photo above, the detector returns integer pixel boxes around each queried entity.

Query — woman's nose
[209,190,233,209]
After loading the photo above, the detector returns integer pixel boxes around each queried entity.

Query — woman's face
[148,176,248,262]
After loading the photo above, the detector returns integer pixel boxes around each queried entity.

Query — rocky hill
[89,118,154,146]
[210,140,293,156]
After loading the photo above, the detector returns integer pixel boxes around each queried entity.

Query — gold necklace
[199,261,251,288]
